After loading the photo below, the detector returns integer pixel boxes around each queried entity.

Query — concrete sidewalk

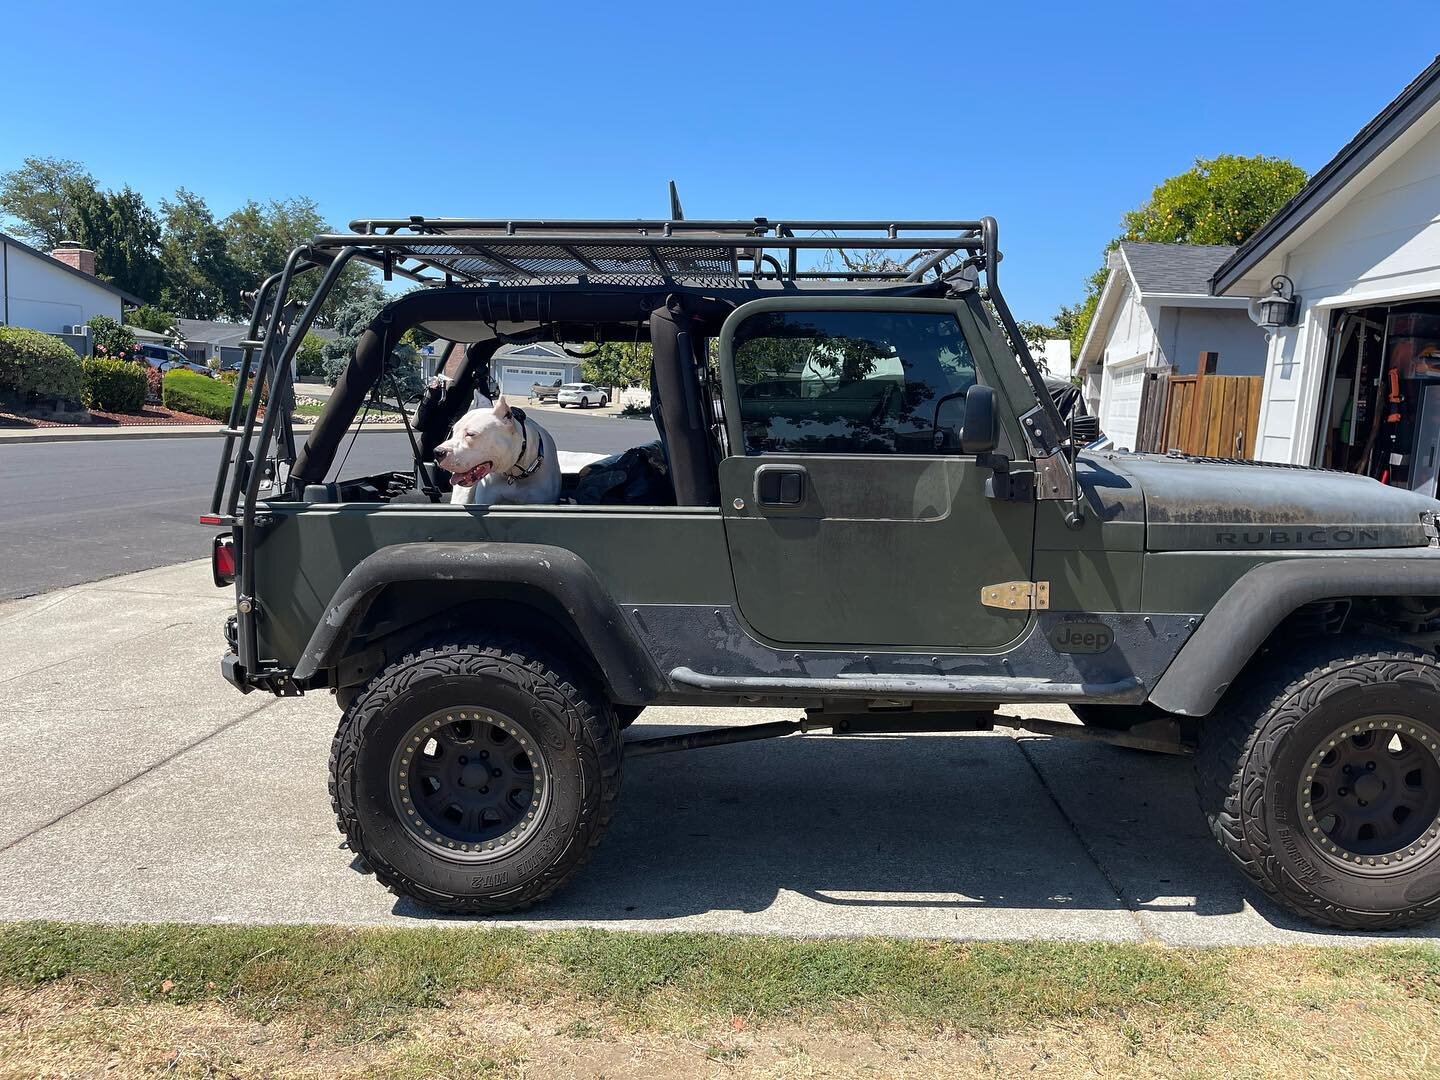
[1,561,1436,946]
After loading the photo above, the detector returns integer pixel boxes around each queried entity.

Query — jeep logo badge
[1049,621,1114,654]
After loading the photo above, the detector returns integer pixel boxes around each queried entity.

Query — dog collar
[501,409,545,485]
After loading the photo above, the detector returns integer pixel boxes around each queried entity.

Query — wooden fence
[1157,373,1263,458]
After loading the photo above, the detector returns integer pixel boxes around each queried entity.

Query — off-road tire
[1196,636,1440,930]
[329,637,622,914]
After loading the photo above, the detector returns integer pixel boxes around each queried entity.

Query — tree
[0,156,95,248]
[158,188,242,319]
[1122,154,1308,246]
[1058,154,1308,360]
[125,305,181,343]
[320,289,421,400]
[221,197,378,325]
[68,184,163,301]
[581,340,652,389]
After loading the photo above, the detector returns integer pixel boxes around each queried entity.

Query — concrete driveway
[2,561,1436,947]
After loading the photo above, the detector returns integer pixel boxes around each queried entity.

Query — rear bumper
[220,651,253,694]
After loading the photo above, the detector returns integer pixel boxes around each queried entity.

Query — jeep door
[717,297,1036,650]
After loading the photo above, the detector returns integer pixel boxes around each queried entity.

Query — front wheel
[1196,637,1440,930]
[329,637,622,913]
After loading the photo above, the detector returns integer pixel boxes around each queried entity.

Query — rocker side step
[667,667,1144,704]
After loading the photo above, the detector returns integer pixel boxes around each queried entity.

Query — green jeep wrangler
[207,214,1440,930]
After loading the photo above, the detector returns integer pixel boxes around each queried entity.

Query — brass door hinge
[980,580,1050,611]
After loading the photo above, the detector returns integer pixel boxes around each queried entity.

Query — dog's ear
[493,395,511,420]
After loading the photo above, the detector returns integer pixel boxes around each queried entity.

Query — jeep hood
[1085,453,1440,551]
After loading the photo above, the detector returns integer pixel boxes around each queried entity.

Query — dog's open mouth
[451,461,493,487]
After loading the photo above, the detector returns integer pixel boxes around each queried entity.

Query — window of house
[732,309,977,454]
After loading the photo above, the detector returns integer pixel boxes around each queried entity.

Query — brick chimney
[51,241,96,276]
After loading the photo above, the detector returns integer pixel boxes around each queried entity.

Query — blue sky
[2,1,1435,322]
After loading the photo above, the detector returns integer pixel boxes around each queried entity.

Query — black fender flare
[1149,555,1440,717]
[291,542,665,702]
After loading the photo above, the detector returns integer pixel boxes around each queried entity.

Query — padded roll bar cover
[650,299,718,506]
[1148,555,1440,717]
[291,542,666,702]
[292,322,388,486]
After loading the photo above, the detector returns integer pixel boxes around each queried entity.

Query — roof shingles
[1120,242,1237,296]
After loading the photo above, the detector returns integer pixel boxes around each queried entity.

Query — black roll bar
[227,246,360,679]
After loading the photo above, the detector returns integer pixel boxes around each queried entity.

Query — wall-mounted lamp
[1249,274,1301,330]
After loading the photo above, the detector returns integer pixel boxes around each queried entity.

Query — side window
[732,309,977,455]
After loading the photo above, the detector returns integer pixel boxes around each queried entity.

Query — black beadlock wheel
[1196,636,1440,930]
[329,637,622,914]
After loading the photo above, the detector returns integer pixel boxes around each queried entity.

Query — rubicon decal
[1215,528,1382,546]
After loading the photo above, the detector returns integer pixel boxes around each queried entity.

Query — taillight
[212,533,236,587]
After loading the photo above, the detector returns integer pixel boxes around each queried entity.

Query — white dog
[433,396,561,506]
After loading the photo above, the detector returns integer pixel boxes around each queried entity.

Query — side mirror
[960,384,999,454]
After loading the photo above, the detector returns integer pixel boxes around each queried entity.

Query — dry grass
[0,924,1435,1078]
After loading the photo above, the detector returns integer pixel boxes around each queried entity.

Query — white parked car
[555,382,609,408]
[141,343,213,376]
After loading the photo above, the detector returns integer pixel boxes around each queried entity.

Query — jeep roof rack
[320,216,993,288]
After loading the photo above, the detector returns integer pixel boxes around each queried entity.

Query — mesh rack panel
[399,239,747,286]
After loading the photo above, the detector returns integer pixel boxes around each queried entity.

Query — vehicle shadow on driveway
[382,726,1439,939]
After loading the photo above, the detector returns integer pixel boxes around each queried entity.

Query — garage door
[499,365,562,399]
[1102,358,1146,451]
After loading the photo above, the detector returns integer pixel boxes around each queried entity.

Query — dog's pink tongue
[456,461,493,487]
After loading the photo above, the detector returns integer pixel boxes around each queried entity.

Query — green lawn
[1,922,1437,1077]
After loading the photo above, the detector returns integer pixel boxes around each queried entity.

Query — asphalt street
[2,559,1436,946]
[0,409,654,600]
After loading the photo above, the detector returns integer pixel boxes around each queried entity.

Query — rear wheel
[1196,637,1440,930]
[329,637,621,913]
[580,396,590,407]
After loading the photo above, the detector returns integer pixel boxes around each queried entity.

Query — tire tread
[1196,636,1440,931]
[328,635,622,914]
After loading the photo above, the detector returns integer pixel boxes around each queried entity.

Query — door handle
[755,465,807,507]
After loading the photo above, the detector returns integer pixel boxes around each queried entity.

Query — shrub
[163,369,235,420]
[0,326,85,402]
[85,315,142,364]
[145,363,162,402]
[81,357,148,413]
[296,333,327,380]
[125,305,179,338]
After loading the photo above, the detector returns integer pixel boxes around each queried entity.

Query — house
[1213,55,1440,496]
[175,319,254,365]
[178,319,336,368]
[440,341,583,397]
[1076,241,1268,451]
[0,235,141,335]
